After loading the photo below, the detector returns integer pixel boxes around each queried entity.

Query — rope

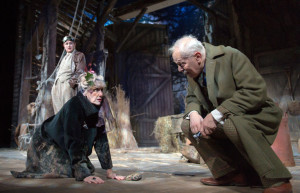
[36,27,39,57]
[69,0,81,36]
[75,0,88,39]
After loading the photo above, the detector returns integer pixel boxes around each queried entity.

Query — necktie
[199,72,206,87]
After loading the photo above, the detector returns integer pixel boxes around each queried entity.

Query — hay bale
[153,114,202,163]
[153,115,183,153]
[106,85,138,149]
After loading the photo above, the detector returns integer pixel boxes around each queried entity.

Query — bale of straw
[153,115,183,153]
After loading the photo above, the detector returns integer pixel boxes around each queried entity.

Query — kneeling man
[170,35,292,193]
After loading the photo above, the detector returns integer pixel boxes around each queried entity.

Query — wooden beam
[122,27,154,50]
[116,7,148,53]
[82,0,118,53]
[41,0,62,79]
[107,14,123,24]
[98,0,118,27]
[139,77,171,109]
[17,4,33,128]
[187,0,229,21]
[113,0,186,20]
[77,11,97,45]
[11,3,26,138]
[113,0,165,16]
[254,47,300,71]
[96,0,118,51]
[259,65,290,75]
[33,0,62,125]
[150,64,166,74]
[17,0,63,126]
[105,28,118,42]
[18,43,33,124]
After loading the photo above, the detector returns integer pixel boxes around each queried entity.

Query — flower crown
[85,70,95,87]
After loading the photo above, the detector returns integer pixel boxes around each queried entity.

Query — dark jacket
[41,92,113,181]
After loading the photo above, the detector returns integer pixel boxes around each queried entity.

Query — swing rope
[69,0,81,36]
[75,0,88,39]
[48,0,81,81]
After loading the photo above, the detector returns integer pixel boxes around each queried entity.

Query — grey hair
[78,72,106,93]
[169,35,205,58]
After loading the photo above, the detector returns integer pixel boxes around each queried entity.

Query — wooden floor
[0,148,299,193]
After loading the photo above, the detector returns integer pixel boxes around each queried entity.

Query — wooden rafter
[116,7,147,53]
[112,0,186,20]
[187,0,229,20]
[82,0,117,53]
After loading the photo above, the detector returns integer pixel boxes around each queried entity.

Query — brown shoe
[263,182,292,193]
[200,173,248,186]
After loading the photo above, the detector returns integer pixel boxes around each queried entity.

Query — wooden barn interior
[1,0,299,150]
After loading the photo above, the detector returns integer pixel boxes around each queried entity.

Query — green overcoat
[185,43,291,180]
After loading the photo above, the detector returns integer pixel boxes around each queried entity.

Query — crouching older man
[170,35,292,193]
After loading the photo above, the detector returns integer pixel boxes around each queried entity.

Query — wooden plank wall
[111,23,174,146]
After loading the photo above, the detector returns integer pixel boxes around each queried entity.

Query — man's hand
[84,176,104,184]
[202,113,217,136]
[189,111,204,134]
[106,169,125,180]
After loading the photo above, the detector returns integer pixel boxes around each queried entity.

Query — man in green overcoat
[170,35,292,193]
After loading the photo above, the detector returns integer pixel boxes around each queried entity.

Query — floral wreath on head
[85,69,96,87]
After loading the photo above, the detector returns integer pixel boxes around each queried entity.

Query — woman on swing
[11,72,125,184]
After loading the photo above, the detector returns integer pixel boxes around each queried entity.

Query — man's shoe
[263,182,292,193]
[200,173,248,186]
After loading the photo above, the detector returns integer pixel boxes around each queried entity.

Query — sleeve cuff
[211,109,224,125]
[216,106,230,115]
[185,110,198,120]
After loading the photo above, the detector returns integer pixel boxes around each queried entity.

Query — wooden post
[83,0,118,54]
[85,0,117,77]
[41,0,61,80]
[11,0,48,146]
[11,2,26,146]
[35,0,61,123]
[17,5,33,125]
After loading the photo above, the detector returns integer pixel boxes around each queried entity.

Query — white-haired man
[170,35,292,193]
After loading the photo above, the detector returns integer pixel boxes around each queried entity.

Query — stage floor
[0,148,299,193]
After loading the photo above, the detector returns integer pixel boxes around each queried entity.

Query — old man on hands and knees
[170,35,292,193]
[51,36,86,114]
[11,72,124,183]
